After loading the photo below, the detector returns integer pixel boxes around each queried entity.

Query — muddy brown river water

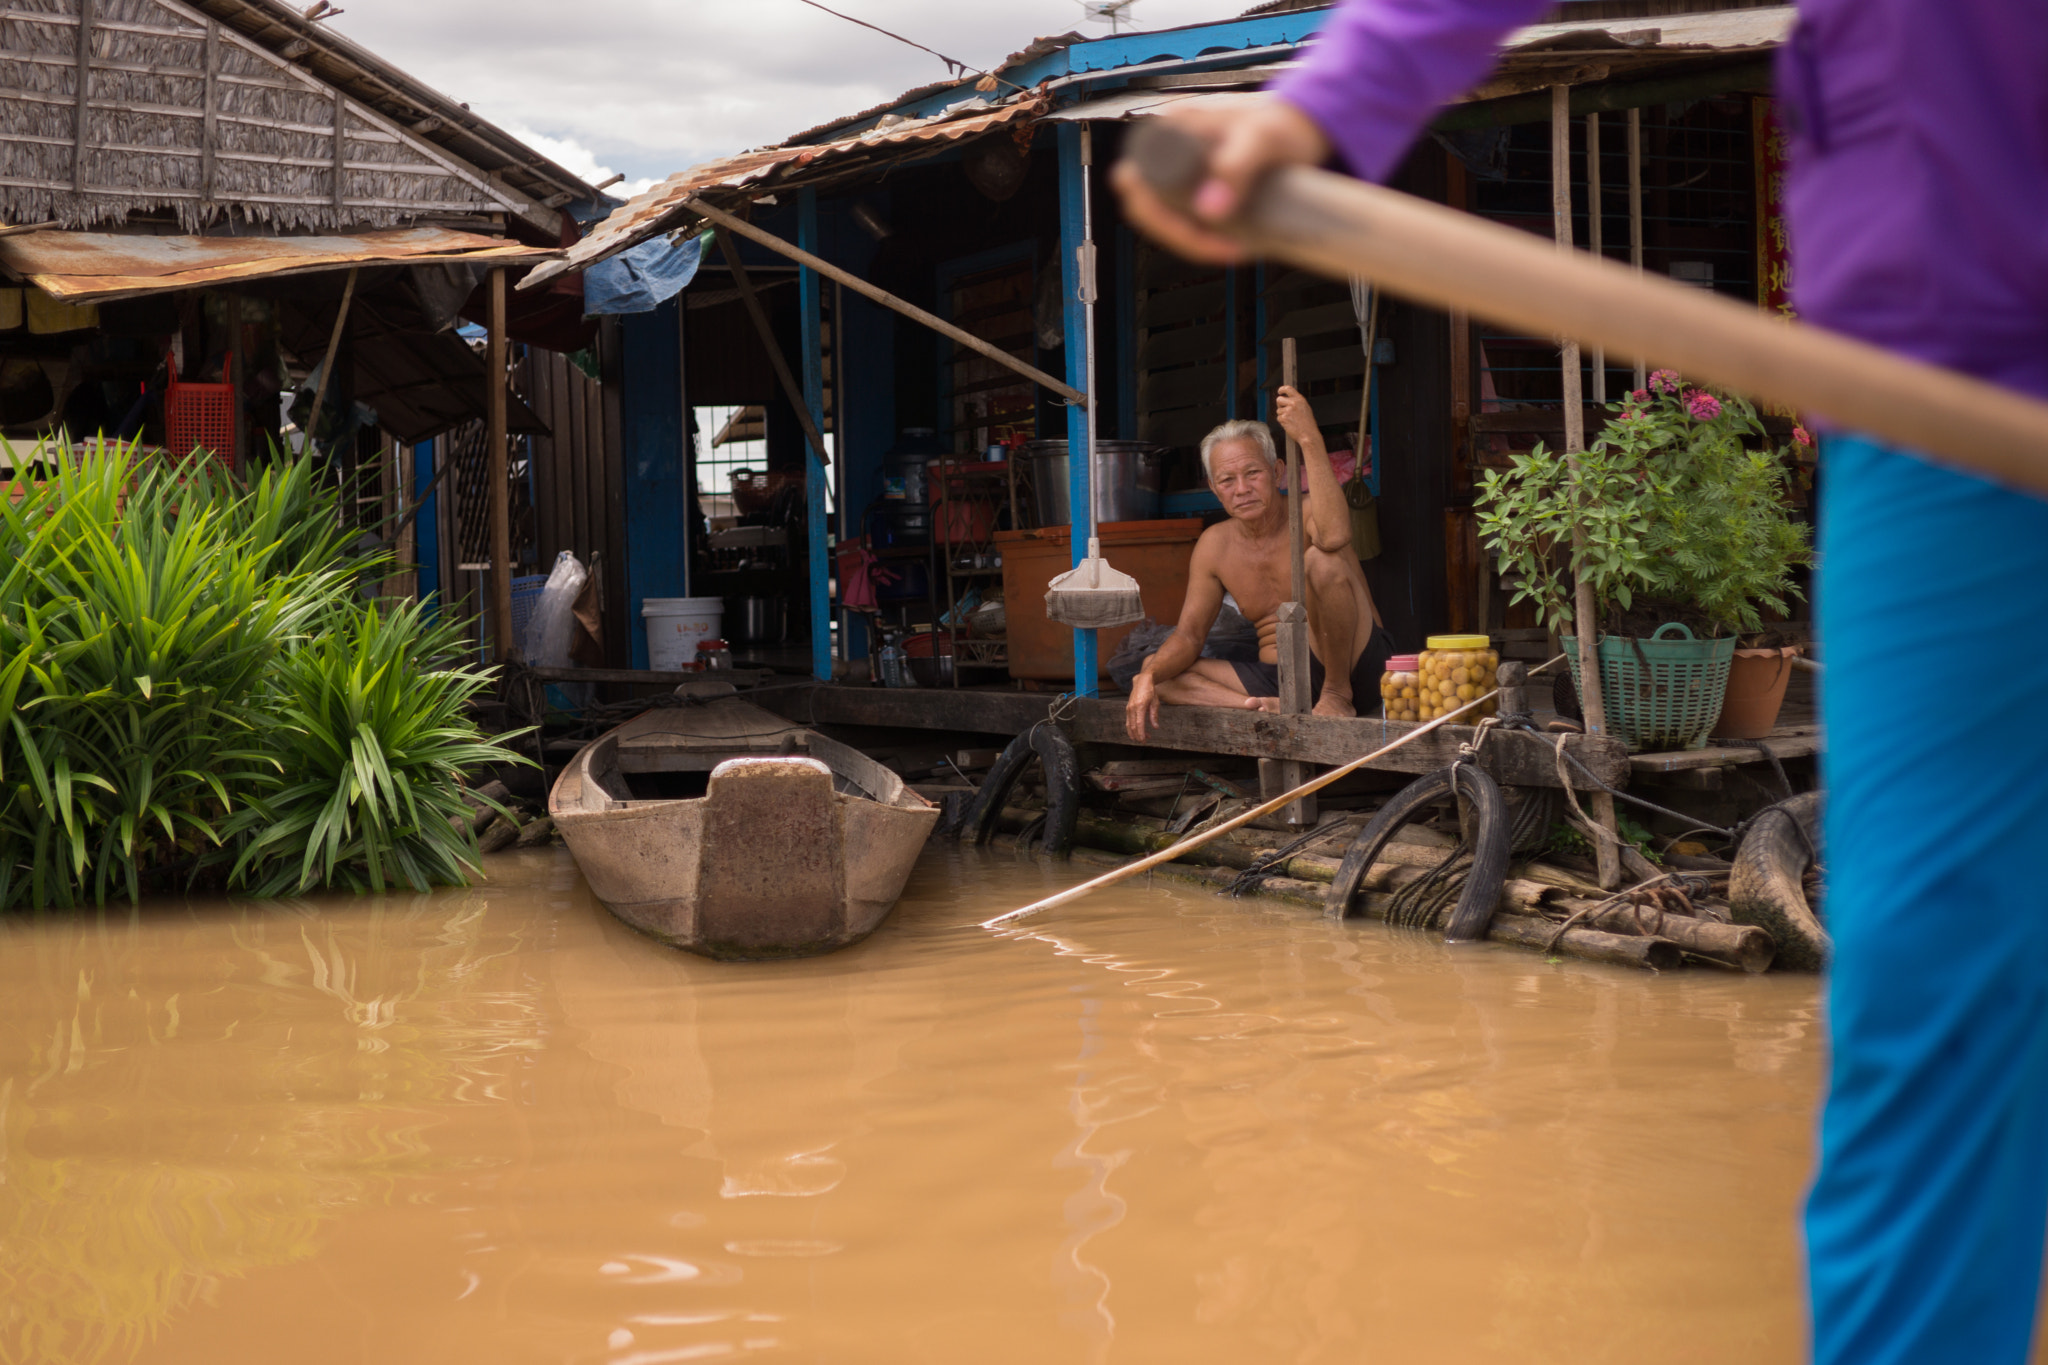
[0,844,1825,1363]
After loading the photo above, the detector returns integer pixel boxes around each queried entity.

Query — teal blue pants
[1808,434,2048,1363]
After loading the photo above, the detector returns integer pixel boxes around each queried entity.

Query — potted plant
[1475,372,1813,750]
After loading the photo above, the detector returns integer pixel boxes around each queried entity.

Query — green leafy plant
[1548,811,1661,865]
[1475,374,1812,637]
[0,436,525,908]
[227,599,514,897]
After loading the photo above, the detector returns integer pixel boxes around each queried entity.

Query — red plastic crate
[165,351,236,469]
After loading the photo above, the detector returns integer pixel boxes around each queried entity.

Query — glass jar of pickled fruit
[1379,654,1423,722]
[1416,634,1500,723]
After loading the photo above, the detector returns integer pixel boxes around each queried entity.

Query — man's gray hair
[1200,419,1278,482]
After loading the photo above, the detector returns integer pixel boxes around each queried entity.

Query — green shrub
[1475,374,1813,637]
[0,437,524,908]
[227,599,512,897]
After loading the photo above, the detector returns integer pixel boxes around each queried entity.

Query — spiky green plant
[0,436,525,908]
[226,599,515,896]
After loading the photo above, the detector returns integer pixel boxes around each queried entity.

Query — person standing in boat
[1114,2,2048,1362]
[1123,389,1392,742]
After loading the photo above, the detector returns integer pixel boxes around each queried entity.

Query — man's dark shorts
[1230,624,1397,707]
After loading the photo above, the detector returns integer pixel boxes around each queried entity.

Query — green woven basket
[1561,623,1736,752]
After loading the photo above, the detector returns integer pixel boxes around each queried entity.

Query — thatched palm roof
[0,0,599,238]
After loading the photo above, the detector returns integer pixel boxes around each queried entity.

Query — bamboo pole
[487,266,514,663]
[1119,122,2048,487]
[1552,86,1622,891]
[1273,335,1314,825]
[983,677,1512,929]
[305,266,357,454]
[680,195,1086,406]
[714,228,830,468]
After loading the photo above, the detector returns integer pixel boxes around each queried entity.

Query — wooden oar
[1123,122,2048,490]
[982,682,1517,930]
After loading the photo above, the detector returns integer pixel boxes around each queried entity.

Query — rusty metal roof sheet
[523,95,1048,292]
[0,227,554,303]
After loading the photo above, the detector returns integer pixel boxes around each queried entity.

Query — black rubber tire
[1728,790,1827,971]
[1323,764,1512,943]
[957,725,1080,859]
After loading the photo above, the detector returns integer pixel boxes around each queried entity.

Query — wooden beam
[331,87,345,210]
[755,686,1631,790]
[714,228,830,469]
[71,0,91,194]
[487,267,515,663]
[201,21,217,203]
[681,195,1086,406]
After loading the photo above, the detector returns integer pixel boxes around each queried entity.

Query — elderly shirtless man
[1126,386,1393,741]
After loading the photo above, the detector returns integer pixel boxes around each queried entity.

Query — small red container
[165,351,236,469]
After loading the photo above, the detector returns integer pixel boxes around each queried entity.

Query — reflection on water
[0,844,1822,1363]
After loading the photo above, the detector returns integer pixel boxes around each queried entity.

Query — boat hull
[550,700,937,961]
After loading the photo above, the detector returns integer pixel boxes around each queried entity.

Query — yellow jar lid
[1426,634,1492,651]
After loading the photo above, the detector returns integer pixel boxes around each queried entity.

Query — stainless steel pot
[729,595,787,644]
[1021,440,1168,527]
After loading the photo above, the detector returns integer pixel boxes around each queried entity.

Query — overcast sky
[325,0,1257,193]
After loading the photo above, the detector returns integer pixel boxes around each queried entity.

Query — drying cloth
[583,234,703,316]
[1808,433,2048,1365]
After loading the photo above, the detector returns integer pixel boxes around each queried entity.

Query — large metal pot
[728,595,787,644]
[1021,440,1167,527]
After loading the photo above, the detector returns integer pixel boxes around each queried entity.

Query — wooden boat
[549,692,938,960]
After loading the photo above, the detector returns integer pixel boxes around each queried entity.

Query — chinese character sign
[1753,97,1795,321]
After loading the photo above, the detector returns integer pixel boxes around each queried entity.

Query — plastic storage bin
[1415,634,1500,722]
[996,518,1203,681]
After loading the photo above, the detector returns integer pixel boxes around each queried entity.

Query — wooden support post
[306,267,357,457]
[714,229,830,468]
[487,267,515,664]
[1628,106,1646,392]
[1271,336,1315,827]
[72,0,92,193]
[1496,659,1529,722]
[1552,85,1621,889]
[1585,112,1605,404]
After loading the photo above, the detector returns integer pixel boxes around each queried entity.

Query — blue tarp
[582,234,704,316]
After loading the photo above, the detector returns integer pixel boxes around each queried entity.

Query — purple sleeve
[1270,0,1558,182]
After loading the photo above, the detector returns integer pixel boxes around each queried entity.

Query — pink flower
[1649,369,1682,394]
[1631,388,1650,402]
[1685,390,1723,421]
[1793,424,1814,448]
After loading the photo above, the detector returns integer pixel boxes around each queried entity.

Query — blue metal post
[620,302,687,669]
[798,188,832,681]
[412,439,439,617]
[1057,123,1098,696]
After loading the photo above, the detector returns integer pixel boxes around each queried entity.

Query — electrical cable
[789,0,1027,91]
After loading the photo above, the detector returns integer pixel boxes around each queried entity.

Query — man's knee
[1305,549,1364,611]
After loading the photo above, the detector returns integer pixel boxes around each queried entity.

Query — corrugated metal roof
[0,228,554,303]
[522,96,1048,292]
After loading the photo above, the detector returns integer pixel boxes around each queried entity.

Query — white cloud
[320,0,1253,183]
[499,124,656,197]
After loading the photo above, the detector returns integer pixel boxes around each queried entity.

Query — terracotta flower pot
[1712,646,1800,739]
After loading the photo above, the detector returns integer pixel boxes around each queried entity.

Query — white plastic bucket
[642,596,724,670]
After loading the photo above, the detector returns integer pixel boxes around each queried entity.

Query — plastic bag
[524,551,588,669]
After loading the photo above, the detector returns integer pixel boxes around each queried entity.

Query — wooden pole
[1551,86,1621,891]
[306,266,357,454]
[1628,107,1646,391]
[487,266,515,663]
[1270,335,1314,827]
[681,195,1086,406]
[1120,122,2048,507]
[714,227,830,468]
[1585,112,1605,404]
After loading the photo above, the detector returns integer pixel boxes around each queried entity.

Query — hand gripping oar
[982,684,1513,930]
[1122,121,2048,490]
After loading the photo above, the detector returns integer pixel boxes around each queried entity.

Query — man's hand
[1275,384,1320,451]
[1109,95,1332,266]
[1126,671,1161,742]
